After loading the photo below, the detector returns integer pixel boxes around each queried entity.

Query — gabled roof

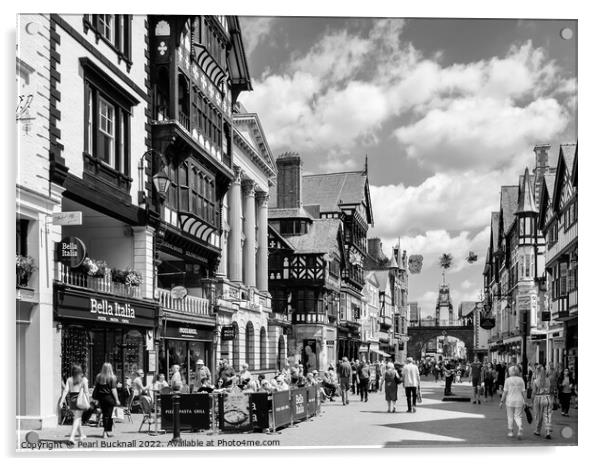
[537,174,556,230]
[516,167,538,215]
[372,270,392,293]
[458,301,477,318]
[571,145,578,187]
[500,186,519,235]
[284,218,342,256]
[552,143,577,210]
[302,170,373,224]
[267,224,294,251]
[491,212,500,251]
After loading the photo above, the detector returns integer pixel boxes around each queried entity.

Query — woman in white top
[500,365,527,439]
[170,365,183,391]
[59,364,89,444]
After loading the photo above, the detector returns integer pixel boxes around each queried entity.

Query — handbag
[112,406,125,420]
[76,386,90,410]
[526,384,533,399]
[524,405,533,424]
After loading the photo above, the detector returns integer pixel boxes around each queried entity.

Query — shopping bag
[524,405,533,424]
[112,407,125,420]
[76,387,90,410]
[552,396,559,411]
[417,387,423,403]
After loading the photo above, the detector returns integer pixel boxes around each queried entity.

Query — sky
[237,17,577,318]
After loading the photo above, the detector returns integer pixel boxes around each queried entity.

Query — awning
[374,350,391,358]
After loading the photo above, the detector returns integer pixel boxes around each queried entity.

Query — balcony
[56,263,141,299]
[214,280,272,313]
[156,287,210,316]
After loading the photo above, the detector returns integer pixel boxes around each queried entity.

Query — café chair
[138,396,156,433]
[122,389,135,423]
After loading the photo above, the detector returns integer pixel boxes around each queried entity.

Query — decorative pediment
[233,113,276,178]
[267,224,293,251]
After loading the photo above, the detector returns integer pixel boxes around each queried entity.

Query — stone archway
[407,325,475,361]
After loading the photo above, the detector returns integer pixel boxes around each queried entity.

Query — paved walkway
[17,379,578,450]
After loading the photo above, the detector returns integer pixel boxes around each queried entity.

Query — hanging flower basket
[112,268,142,287]
[16,254,36,287]
[80,257,108,278]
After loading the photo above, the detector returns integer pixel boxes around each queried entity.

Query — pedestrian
[401,357,421,413]
[358,358,371,402]
[532,364,553,439]
[93,362,121,439]
[496,361,506,397]
[433,363,440,383]
[483,363,496,402]
[59,364,89,444]
[384,362,401,412]
[469,355,483,404]
[499,365,527,439]
[192,359,211,391]
[443,360,454,396]
[170,364,183,391]
[375,360,382,393]
[557,367,575,417]
[338,357,352,405]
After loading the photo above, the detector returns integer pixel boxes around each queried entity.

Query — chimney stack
[276,152,303,209]
[533,144,551,205]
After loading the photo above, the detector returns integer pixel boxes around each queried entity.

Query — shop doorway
[162,339,211,387]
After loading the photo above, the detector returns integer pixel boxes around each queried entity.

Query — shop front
[54,286,157,385]
[159,319,215,388]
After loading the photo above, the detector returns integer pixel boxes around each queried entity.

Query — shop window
[277,335,286,371]
[61,326,91,382]
[245,321,255,370]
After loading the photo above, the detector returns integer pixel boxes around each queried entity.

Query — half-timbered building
[538,143,578,374]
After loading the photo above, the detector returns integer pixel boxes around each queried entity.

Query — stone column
[242,179,257,288]
[217,198,228,277]
[227,167,243,282]
[132,226,155,299]
[256,192,269,292]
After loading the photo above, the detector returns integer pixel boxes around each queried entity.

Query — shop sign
[51,211,82,226]
[530,334,546,341]
[164,325,213,341]
[517,296,531,311]
[56,236,87,268]
[359,345,369,352]
[541,311,551,322]
[54,288,156,327]
[221,326,236,341]
[290,387,307,422]
[170,286,188,299]
[218,387,250,432]
[326,340,335,346]
[480,317,496,330]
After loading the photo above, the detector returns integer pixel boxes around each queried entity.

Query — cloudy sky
[238,17,577,318]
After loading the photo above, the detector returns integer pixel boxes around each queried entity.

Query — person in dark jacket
[557,368,575,416]
[339,357,352,405]
[358,358,371,402]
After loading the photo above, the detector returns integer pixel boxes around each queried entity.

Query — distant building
[409,302,420,326]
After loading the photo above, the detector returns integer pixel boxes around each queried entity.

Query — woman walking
[500,365,527,439]
[384,362,401,413]
[93,363,121,439]
[532,364,553,439]
[557,367,575,417]
[59,364,89,444]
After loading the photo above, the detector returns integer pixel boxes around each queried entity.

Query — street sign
[170,286,188,299]
[51,211,82,226]
[221,326,236,341]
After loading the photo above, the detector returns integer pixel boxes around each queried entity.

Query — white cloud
[240,17,274,56]
[241,20,575,174]
[460,280,473,290]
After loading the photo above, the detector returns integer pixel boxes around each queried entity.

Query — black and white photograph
[10,1,590,456]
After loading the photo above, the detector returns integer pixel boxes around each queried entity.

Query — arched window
[259,327,267,370]
[246,322,255,370]
[277,335,286,371]
[231,322,240,371]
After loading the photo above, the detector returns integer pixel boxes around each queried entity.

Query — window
[84,81,130,175]
[86,15,132,62]
[559,261,568,297]
[97,97,115,165]
[170,162,216,226]
[16,219,28,257]
[202,17,226,68]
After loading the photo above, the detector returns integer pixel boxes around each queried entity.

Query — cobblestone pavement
[17,379,578,450]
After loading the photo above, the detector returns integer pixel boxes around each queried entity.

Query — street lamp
[138,149,171,206]
[152,167,171,199]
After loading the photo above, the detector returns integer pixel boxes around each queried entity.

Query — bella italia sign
[55,288,156,328]
[56,236,87,268]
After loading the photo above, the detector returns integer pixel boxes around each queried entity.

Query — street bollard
[172,394,181,443]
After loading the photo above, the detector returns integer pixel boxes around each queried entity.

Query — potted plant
[16,254,36,287]
[81,257,109,278]
[112,268,142,287]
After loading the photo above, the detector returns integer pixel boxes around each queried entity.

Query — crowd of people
[59,353,576,444]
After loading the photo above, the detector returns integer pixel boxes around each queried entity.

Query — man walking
[339,357,352,405]
[443,359,454,396]
[469,355,483,404]
[402,357,421,413]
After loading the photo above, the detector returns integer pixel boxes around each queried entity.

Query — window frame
[84,14,133,67]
